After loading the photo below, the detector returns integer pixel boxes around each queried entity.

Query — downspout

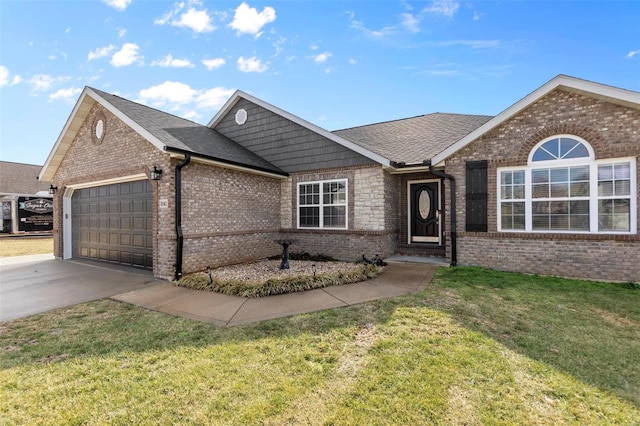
[174,154,191,280]
[428,164,457,266]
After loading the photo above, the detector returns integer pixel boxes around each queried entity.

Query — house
[39,75,640,283]
[1,161,53,234]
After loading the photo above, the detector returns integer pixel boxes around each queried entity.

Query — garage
[71,180,153,269]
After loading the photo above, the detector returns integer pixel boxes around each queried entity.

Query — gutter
[174,154,191,280]
[164,146,288,178]
[427,162,457,267]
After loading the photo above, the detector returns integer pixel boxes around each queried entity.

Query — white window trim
[297,178,348,229]
[528,134,595,165]
[497,156,637,234]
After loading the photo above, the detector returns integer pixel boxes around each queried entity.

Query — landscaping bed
[176,258,383,298]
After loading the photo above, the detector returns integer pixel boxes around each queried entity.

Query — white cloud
[435,39,501,49]
[117,28,127,38]
[136,82,234,119]
[151,54,194,68]
[182,110,201,121]
[400,13,420,33]
[155,2,215,33]
[313,51,332,64]
[349,58,358,65]
[237,56,268,73]
[202,58,226,70]
[88,45,115,61]
[49,87,82,102]
[110,43,143,67]
[102,0,132,11]
[11,75,22,85]
[28,74,55,91]
[196,87,235,109]
[310,43,320,51]
[0,65,9,88]
[473,11,481,21]
[229,2,276,36]
[423,0,459,18]
[627,50,640,58]
[350,19,396,39]
[139,81,198,105]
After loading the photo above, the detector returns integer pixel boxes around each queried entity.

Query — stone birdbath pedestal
[274,239,298,270]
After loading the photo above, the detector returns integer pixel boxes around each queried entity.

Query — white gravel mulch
[204,259,362,283]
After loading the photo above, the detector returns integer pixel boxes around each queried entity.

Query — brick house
[39,75,640,282]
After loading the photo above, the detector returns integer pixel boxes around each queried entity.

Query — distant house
[39,75,640,283]
[1,161,53,234]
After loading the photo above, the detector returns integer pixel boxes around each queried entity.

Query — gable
[448,88,640,164]
[433,75,640,165]
[213,98,378,173]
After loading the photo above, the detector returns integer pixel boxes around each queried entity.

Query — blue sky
[1,0,639,166]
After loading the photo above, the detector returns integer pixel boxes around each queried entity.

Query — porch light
[150,165,163,181]
[48,184,58,195]
[312,263,317,278]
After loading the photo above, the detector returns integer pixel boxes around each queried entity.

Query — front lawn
[1,267,638,424]
[0,237,52,257]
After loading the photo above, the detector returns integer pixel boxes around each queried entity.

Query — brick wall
[446,88,640,282]
[176,161,283,273]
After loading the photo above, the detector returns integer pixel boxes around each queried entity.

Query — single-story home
[39,75,640,283]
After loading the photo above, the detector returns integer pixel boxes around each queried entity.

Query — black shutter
[466,160,488,232]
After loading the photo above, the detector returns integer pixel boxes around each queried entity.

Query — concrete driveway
[0,255,160,322]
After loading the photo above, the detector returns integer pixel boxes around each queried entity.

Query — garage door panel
[72,181,152,270]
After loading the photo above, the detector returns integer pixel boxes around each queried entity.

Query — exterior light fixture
[48,184,58,195]
[150,165,163,181]
[312,263,317,278]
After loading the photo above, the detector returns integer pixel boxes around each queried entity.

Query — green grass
[0,237,52,257]
[1,267,638,425]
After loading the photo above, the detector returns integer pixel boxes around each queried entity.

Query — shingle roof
[90,88,285,175]
[0,161,50,195]
[333,113,493,165]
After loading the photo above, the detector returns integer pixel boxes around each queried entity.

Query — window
[498,135,636,234]
[298,179,347,229]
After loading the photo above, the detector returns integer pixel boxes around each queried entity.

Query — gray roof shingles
[0,161,51,195]
[92,87,492,172]
[91,88,285,175]
[333,113,493,165]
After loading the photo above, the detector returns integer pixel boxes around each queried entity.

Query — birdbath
[274,239,298,270]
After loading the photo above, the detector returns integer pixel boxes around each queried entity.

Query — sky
[1,0,639,166]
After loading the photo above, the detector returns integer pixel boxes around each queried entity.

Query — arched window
[529,136,593,163]
[498,135,636,234]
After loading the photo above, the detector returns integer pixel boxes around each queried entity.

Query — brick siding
[445,88,640,282]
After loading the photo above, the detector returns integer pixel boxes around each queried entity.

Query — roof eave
[207,90,391,167]
[39,87,168,182]
[431,74,640,165]
[164,147,289,179]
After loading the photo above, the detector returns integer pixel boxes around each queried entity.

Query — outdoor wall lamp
[150,165,163,181]
[48,184,58,195]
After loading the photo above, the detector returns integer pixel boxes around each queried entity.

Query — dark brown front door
[410,182,440,243]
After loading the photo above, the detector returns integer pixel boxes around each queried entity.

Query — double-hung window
[298,179,347,229]
[498,135,636,234]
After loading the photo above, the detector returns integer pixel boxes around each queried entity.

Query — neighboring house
[39,75,640,283]
[1,161,53,233]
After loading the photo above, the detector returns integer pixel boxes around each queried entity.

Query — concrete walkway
[112,261,439,327]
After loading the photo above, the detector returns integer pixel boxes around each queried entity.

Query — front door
[409,181,440,243]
